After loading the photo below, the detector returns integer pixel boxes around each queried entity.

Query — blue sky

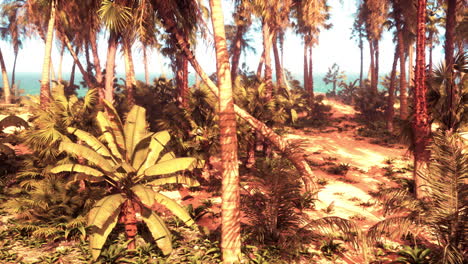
[0,0,444,78]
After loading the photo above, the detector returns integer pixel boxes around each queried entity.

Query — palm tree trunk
[303,42,309,93]
[412,0,430,199]
[397,23,408,120]
[58,44,64,83]
[373,39,379,93]
[123,39,136,107]
[70,62,76,87]
[143,46,150,85]
[62,34,94,89]
[445,0,456,130]
[308,44,314,101]
[0,48,11,104]
[231,24,244,83]
[408,43,414,88]
[262,21,273,100]
[123,200,138,250]
[153,2,316,192]
[209,0,241,262]
[90,30,103,86]
[11,51,18,98]
[182,56,189,107]
[368,39,375,91]
[272,33,283,86]
[359,35,363,89]
[85,42,92,76]
[256,50,264,78]
[387,44,398,132]
[428,31,434,74]
[39,0,56,107]
[104,32,119,103]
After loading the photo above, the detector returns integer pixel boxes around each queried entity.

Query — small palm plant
[393,245,431,264]
[50,101,199,260]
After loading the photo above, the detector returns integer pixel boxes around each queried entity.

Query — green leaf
[132,185,194,226]
[131,133,155,171]
[59,142,115,172]
[88,194,125,230]
[102,100,126,151]
[89,207,120,260]
[153,192,195,226]
[141,208,172,255]
[96,112,124,160]
[66,127,113,159]
[50,164,104,177]
[137,131,171,174]
[124,105,148,160]
[146,175,200,187]
[144,157,197,176]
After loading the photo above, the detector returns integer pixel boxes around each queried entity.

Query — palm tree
[39,0,57,107]
[293,0,331,103]
[151,0,317,192]
[412,0,430,199]
[209,1,241,262]
[351,17,365,90]
[230,0,253,83]
[360,0,389,93]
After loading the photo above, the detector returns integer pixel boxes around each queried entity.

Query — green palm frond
[98,0,132,32]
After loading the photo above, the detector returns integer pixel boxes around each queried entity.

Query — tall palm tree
[209,0,241,262]
[230,0,253,83]
[412,0,430,199]
[151,0,317,192]
[293,0,330,103]
[39,0,57,107]
[360,0,389,93]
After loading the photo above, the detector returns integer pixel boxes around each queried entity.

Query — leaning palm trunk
[39,0,56,106]
[58,45,64,82]
[256,50,265,79]
[62,34,94,89]
[209,0,241,262]
[412,0,430,199]
[152,1,316,192]
[0,48,11,104]
[104,32,119,103]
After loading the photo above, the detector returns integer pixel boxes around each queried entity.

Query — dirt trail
[286,98,412,230]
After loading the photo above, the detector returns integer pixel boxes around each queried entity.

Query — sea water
[8,72,361,97]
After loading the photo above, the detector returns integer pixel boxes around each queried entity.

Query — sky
[0,0,445,79]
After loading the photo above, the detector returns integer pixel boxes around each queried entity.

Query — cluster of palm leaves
[368,131,467,263]
[240,158,361,261]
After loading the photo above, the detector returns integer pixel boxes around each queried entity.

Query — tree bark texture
[262,21,273,100]
[209,0,241,262]
[39,0,56,107]
[104,32,119,104]
[397,26,408,120]
[272,33,283,87]
[230,24,244,83]
[412,0,430,199]
[387,44,399,132]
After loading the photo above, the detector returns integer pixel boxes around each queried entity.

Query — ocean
[8,72,361,97]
